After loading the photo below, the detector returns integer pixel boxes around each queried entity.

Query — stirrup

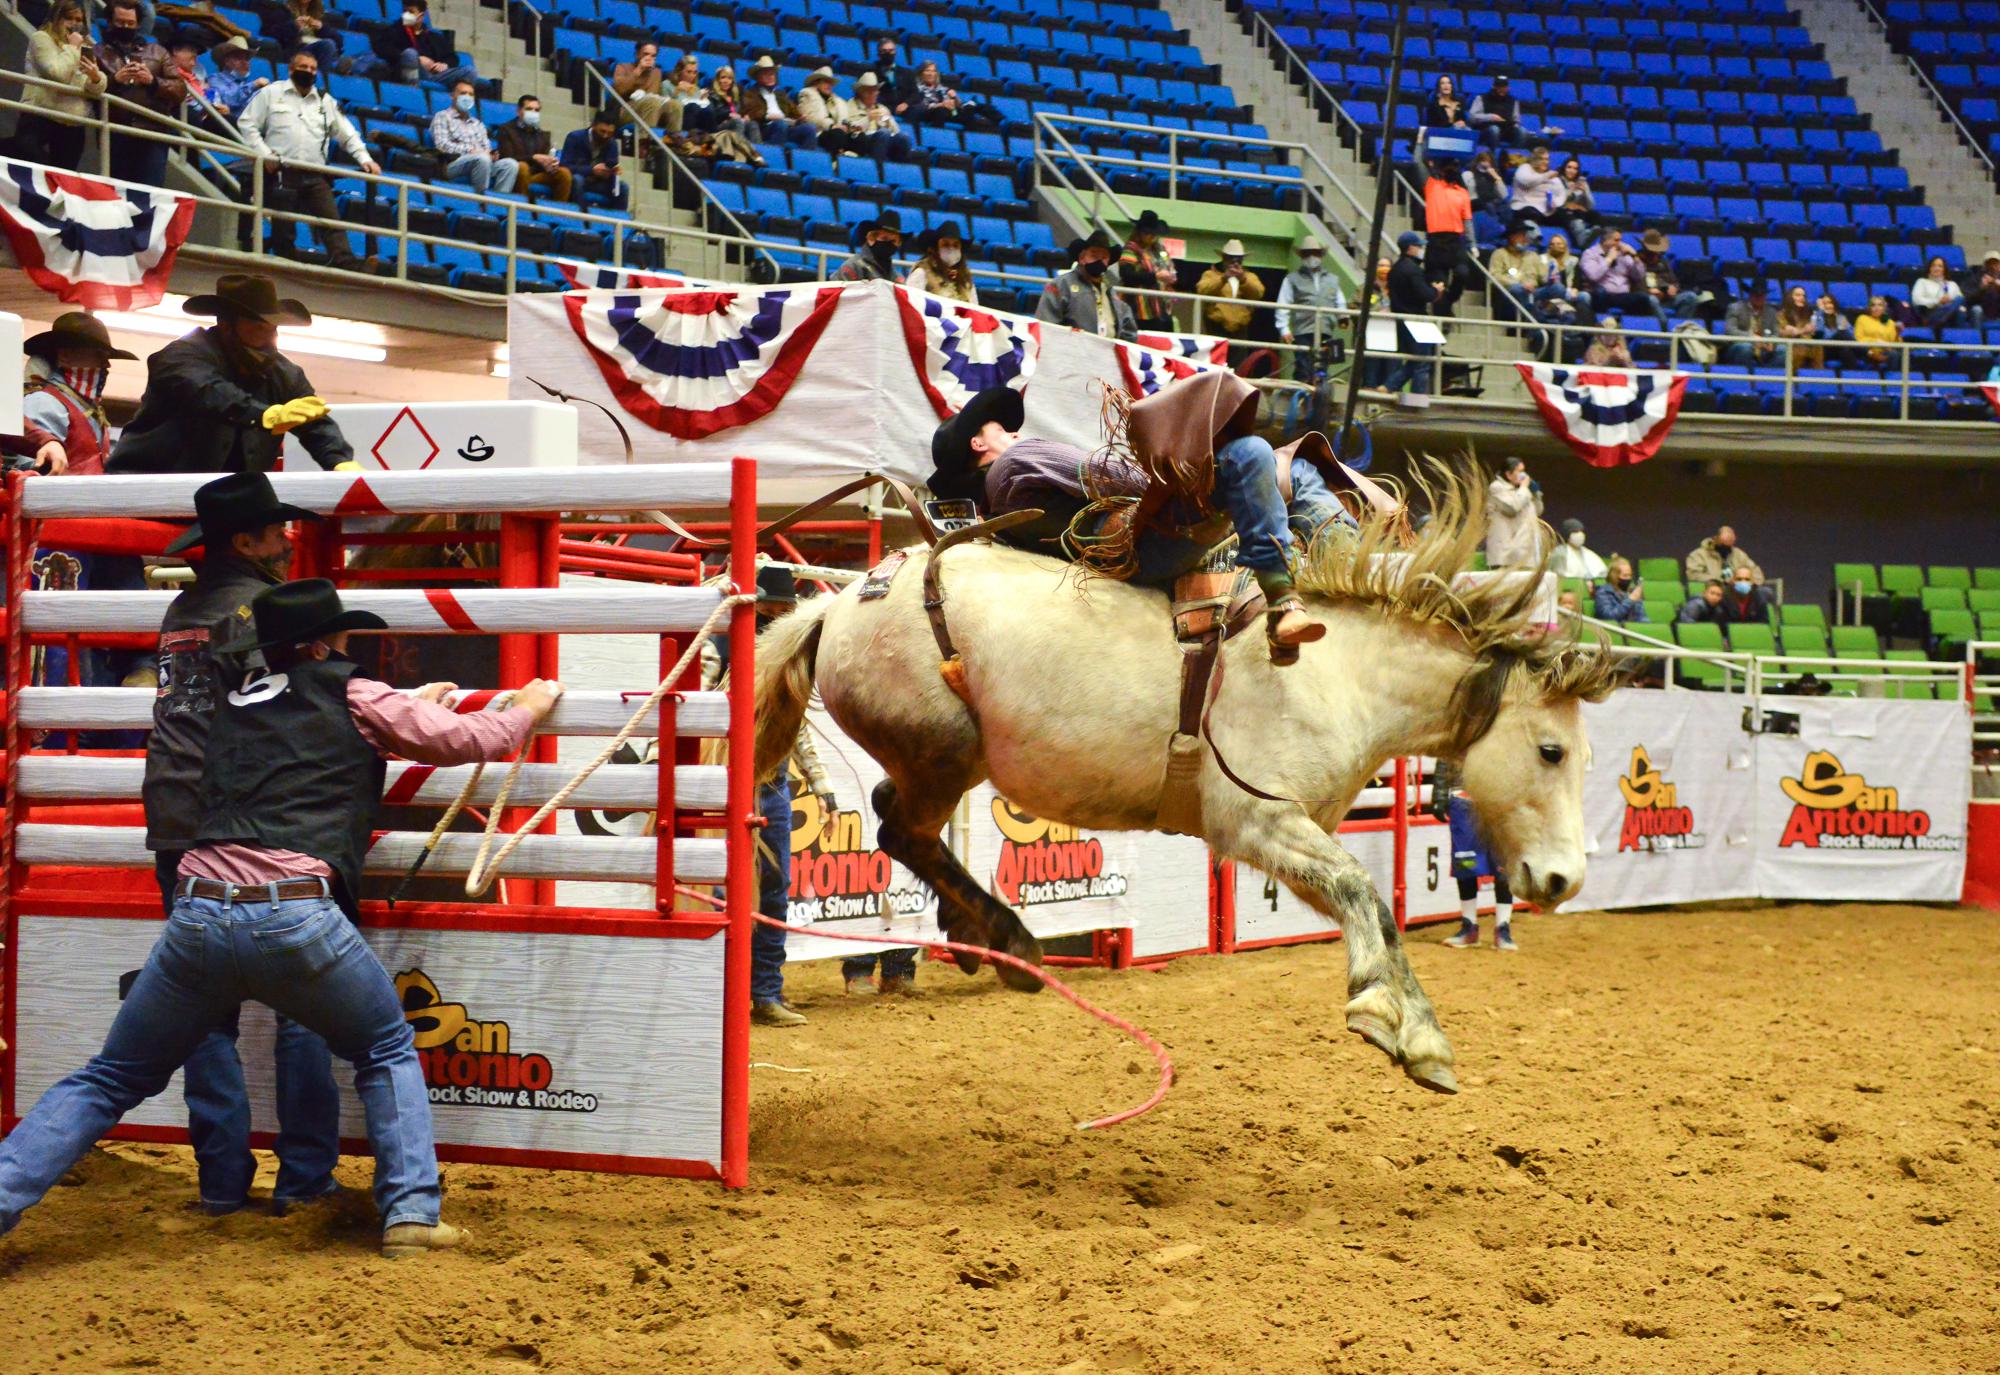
[1265,596,1325,665]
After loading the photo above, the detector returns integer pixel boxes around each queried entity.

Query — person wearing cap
[1037,230,1138,340]
[206,35,266,119]
[1466,74,1560,150]
[1194,238,1266,347]
[22,311,134,479]
[1546,517,1608,583]
[906,221,978,304]
[146,474,346,1218]
[0,579,562,1257]
[559,109,626,208]
[1722,281,1780,366]
[1118,208,1179,331]
[833,208,904,283]
[235,47,383,272]
[1635,228,1700,321]
[1383,230,1442,393]
[741,55,817,146]
[1274,235,1346,381]
[1581,227,1666,329]
[107,273,359,477]
[926,382,1379,656]
[1488,217,1555,356]
[835,71,913,160]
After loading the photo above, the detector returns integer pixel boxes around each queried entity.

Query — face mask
[402,9,421,22]
[1567,530,1586,547]
[870,238,896,264]
[1301,254,1322,270]
[291,69,315,91]
[1080,257,1107,280]
[879,48,895,62]
[938,246,962,267]
[105,25,140,46]
[521,109,540,127]
[454,92,475,113]
[1732,580,1752,596]
[219,329,274,377]
[60,365,107,401]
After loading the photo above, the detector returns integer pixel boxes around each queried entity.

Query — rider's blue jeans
[1130,435,1347,585]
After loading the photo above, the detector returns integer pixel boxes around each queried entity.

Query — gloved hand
[261,395,329,435]
[332,461,362,472]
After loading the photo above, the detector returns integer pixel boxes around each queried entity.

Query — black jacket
[107,327,353,475]
[495,117,551,165]
[1388,253,1436,350]
[370,20,456,66]
[144,553,280,851]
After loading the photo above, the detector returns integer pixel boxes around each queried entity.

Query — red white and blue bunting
[1516,362,1688,468]
[1134,330,1229,367]
[1116,336,1229,398]
[0,159,195,310]
[564,286,842,439]
[556,259,692,291]
[894,286,1041,419]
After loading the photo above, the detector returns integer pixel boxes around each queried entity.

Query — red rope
[678,885,1174,1130]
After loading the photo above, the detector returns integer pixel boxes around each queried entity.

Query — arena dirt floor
[4,900,1998,1374]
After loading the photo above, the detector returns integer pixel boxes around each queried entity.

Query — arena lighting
[90,294,392,362]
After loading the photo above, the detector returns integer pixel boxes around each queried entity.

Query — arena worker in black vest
[149,472,348,1218]
[0,580,561,1258]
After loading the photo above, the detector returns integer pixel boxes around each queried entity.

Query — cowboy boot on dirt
[382,1221,467,1259]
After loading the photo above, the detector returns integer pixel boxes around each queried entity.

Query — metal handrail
[1851,0,1999,176]
[1030,112,1135,244]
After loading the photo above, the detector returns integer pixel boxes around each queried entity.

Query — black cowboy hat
[1503,214,1539,238]
[165,471,321,556]
[755,563,797,606]
[1130,208,1169,236]
[927,386,1023,502]
[217,577,387,655]
[851,207,904,249]
[912,220,967,258]
[184,272,313,327]
[24,311,137,361]
[1065,228,1115,261]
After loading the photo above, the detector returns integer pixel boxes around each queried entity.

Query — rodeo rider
[0,579,561,1257]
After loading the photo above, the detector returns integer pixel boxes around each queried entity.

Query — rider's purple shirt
[982,437,1146,512]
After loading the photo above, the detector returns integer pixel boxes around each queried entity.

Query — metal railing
[1852,0,1999,179]
[1968,641,2000,746]
[1570,611,1973,699]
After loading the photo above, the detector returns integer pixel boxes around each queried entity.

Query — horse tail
[751,596,830,783]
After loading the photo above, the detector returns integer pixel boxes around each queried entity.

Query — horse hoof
[1403,1058,1459,1095]
[1346,1013,1397,1060]
[950,947,984,976]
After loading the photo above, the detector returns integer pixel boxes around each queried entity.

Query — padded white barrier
[20,585,724,635]
[16,686,730,736]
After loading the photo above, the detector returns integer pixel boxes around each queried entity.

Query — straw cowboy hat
[218,578,387,655]
[1127,368,1258,481]
[1640,228,1672,253]
[806,65,835,83]
[1294,235,1326,254]
[1219,239,1248,258]
[854,71,882,89]
[928,386,1024,501]
[165,471,321,557]
[184,273,312,327]
[209,34,251,61]
[24,311,137,361]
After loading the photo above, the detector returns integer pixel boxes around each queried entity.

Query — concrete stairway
[1796,0,2000,256]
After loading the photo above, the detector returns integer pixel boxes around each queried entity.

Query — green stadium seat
[1980,611,2000,638]
[1779,603,1828,630]
[1831,624,1883,674]
[1831,563,1878,596]
[1879,564,1924,596]
[1648,579,1685,606]
[1921,586,1969,612]
[1967,588,2000,614]
[1728,622,1776,654]
[1638,557,1680,585]
[1782,625,1829,656]
[1884,649,1938,699]
[1674,622,1725,651]
[1929,566,1972,589]
[1671,621,1727,688]
[1643,600,1676,625]
[1928,608,1975,656]
[1974,568,2000,591]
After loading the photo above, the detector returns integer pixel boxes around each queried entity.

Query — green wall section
[1046,191,1359,295]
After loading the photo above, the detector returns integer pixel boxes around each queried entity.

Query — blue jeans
[843,949,918,981]
[154,854,341,1209]
[1383,340,1437,394]
[444,154,518,194]
[754,779,792,1006]
[0,887,439,1236]
[1127,435,1346,585]
[398,50,478,88]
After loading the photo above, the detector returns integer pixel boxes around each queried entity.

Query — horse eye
[1539,744,1566,765]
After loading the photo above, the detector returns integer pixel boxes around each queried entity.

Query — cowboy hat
[209,33,251,60]
[165,471,321,557]
[183,273,312,327]
[1127,369,1257,479]
[217,577,387,654]
[928,386,1024,502]
[865,207,903,235]
[1067,228,1114,259]
[1503,215,1538,238]
[1273,430,1399,516]
[1219,238,1248,258]
[1639,228,1671,253]
[750,55,776,71]
[1294,235,1326,254]
[24,311,136,361]
[806,65,835,82]
[853,71,882,88]
[1131,208,1170,236]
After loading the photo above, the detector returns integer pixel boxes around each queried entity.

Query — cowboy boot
[1265,597,1326,665]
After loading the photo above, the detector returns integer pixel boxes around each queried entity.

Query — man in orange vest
[1422,156,1475,315]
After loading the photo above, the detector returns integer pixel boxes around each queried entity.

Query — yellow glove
[332,461,362,472]
[261,395,330,435]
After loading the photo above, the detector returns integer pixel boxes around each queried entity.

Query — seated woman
[1912,255,1976,329]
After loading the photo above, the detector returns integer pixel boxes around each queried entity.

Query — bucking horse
[752,459,1620,1094]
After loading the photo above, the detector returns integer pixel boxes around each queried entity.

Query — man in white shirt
[236,49,381,273]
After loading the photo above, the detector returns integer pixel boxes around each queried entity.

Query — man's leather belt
[177,876,331,904]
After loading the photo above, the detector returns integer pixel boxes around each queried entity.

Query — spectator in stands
[1913,254,1976,328]
[97,0,186,187]
[1678,579,1729,624]
[430,77,517,195]
[705,66,756,144]
[833,208,903,283]
[906,221,977,304]
[1483,456,1544,568]
[1812,292,1851,346]
[1037,229,1137,340]
[1547,517,1607,582]
[1581,229,1664,328]
[1592,558,1649,623]
[166,27,211,112]
[1275,236,1345,382]
[1422,73,1467,131]
[1119,209,1178,332]
[875,34,915,115]
[796,66,858,155]
[837,72,914,161]
[1637,230,1700,321]
[1467,74,1559,150]
[1722,282,1780,366]
[1581,315,1633,366]
[205,36,265,120]
[1556,157,1596,246]
[20,1,106,171]
[1508,145,1565,231]
[1531,232,1590,334]
[1195,239,1266,353]
[559,110,623,208]
[1716,573,1773,625]
[1544,231,1579,292]
[1777,285,1822,369]
[1489,217,1550,329]
[496,94,570,203]
[1965,250,2000,327]
[378,0,475,90]
[1464,149,1507,218]
[743,56,815,147]
[1684,525,1763,586]
[1854,293,1901,364]
[276,0,336,79]
[1383,231,1440,393]
[235,49,382,274]
[1422,154,1475,314]
[667,53,702,116]
[906,60,1000,130]
[674,74,761,168]
[612,43,669,130]
[1556,589,1579,615]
